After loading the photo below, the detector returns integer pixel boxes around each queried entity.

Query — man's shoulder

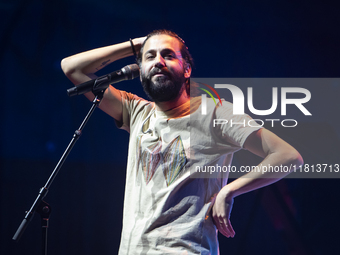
[191,96,233,117]
[120,90,148,103]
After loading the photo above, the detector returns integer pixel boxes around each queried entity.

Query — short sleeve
[115,90,153,133]
[213,101,262,148]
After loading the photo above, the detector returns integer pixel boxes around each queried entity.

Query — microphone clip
[92,75,112,95]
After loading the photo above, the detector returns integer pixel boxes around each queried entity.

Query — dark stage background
[1,1,340,254]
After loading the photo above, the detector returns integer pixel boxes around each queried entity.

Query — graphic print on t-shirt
[136,135,162,184]
[136,134,187,186]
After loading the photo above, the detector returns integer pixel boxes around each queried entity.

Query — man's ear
[139,65,142,82]
[184,63,192,78]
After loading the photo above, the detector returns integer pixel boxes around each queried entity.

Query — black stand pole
[12,92,104,255]
[38,201,51,255]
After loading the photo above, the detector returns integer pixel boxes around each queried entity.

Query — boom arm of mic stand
[12,91,104,246]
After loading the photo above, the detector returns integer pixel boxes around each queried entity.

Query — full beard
[141,68,186,102]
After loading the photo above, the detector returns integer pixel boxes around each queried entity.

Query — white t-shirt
[117,91,260,255]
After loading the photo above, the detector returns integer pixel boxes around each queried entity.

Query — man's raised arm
[60,37,146,122]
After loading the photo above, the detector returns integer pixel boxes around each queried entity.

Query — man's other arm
[212,128,303,238]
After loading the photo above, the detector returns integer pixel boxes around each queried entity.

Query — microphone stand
[13,91,105,255]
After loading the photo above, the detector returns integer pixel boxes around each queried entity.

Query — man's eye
[165,54,174,59]
[146,55,154,60]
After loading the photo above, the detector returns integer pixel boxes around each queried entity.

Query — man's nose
[154,54,165,68]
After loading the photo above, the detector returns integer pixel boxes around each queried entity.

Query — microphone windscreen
[122,64,140,80]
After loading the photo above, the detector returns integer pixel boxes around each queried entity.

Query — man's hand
[212,185,235,238]
[132,36,147,52]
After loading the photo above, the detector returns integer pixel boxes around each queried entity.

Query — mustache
[148,67,170,78]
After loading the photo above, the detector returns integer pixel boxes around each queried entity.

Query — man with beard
[61,30,303,254]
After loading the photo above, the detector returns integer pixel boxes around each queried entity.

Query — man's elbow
[61,57,74,77]
[287,149,304,169]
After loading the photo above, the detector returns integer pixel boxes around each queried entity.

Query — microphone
[67,64,140,97]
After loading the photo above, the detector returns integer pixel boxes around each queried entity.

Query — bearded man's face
[140,35,190,102]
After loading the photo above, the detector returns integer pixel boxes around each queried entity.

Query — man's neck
[155,90,189,112]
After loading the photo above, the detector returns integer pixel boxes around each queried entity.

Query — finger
[217,217,235,238]
[219,225,230,237]
[225,219,235,237]
[213,216,230,237]
[219,218,232,238]
[222,218,233,238]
